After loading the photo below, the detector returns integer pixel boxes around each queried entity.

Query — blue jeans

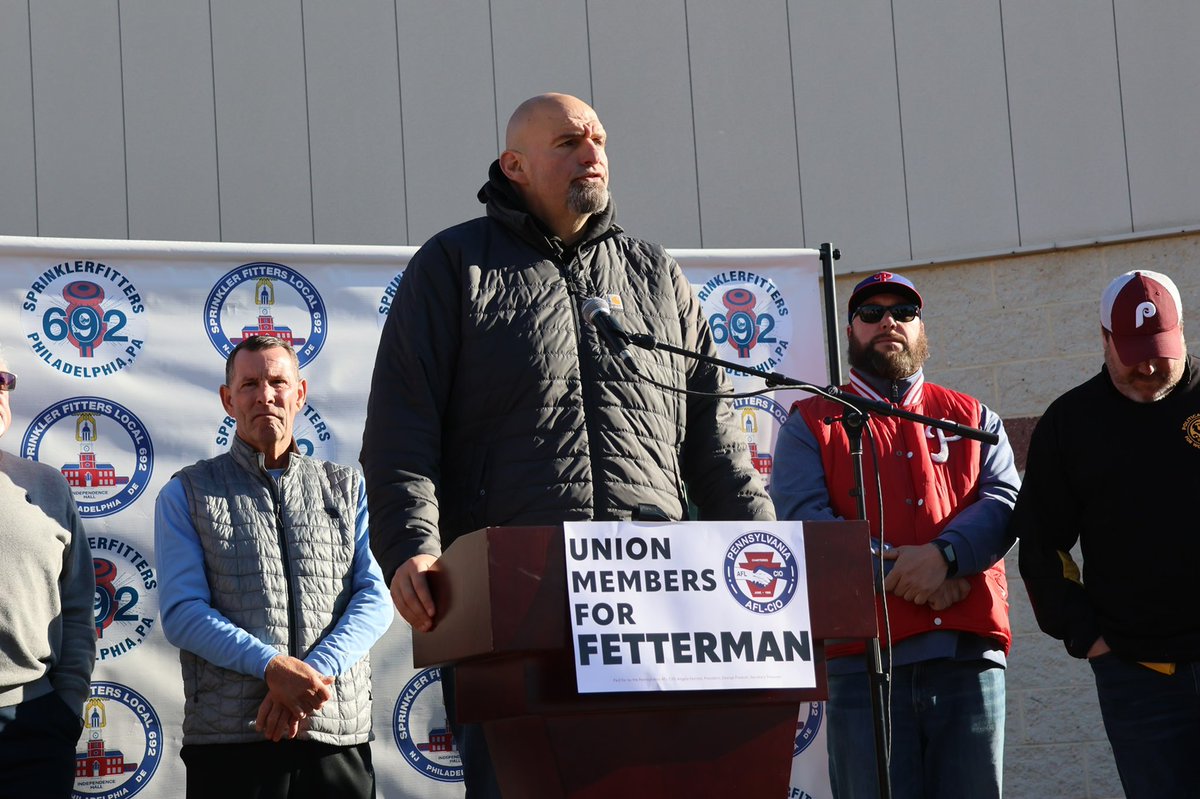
[827,659,1004,799]
[1090,653,1200,799]
[441,666,503,799]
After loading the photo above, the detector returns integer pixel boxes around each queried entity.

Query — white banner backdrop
[0,235,832,799]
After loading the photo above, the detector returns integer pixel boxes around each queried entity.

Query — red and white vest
[792,370,1010,658]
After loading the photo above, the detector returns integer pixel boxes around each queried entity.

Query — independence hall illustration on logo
[417,718,457,754]
[232,278,307,346]
[76,699,138,779]
[740,407,774,481]
[60,412,130,490]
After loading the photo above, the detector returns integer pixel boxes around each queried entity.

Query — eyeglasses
[0,371,15,391]
[853,303,921,324]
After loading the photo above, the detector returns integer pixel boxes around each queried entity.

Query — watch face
[934,540,958,576]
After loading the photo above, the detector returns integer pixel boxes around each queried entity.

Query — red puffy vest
[792,371,1010,658]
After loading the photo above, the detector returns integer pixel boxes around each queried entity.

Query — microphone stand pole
[624,333,997,799]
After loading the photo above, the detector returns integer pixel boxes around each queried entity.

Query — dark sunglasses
[853,303,921,324]
[0,371,15,391]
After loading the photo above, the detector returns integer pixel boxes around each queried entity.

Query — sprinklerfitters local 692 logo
[696,270,792,373]
[376,270,405,328]
[205,262,327,367]
[724,530,800,614]
[73,682,162,798]
[393,668,463,784]
[734,395,790,491]
[21,397,153,518]
[92,534,158,662]
[21,261,146,379]
[793,701,824,757]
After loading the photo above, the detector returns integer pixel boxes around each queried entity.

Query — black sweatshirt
[1015,355,1200,661]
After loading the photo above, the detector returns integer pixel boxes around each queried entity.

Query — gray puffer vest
[175,436,372,745]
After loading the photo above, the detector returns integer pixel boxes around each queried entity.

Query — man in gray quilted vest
[156,335,393,798]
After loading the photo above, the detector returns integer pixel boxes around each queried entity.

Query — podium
[412,522,874,798]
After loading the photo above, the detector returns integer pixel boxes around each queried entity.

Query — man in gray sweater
[0,355,97,798]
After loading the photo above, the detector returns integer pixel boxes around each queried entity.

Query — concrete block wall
[828,230,1200,798]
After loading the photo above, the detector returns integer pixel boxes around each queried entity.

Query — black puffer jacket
[362,162,773,580]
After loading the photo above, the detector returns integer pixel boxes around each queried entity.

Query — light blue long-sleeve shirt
[155,469,393,680]
[769,368,1020,670]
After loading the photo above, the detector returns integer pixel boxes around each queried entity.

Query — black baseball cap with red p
[848,271,923,315]
[1100,270,1184,365]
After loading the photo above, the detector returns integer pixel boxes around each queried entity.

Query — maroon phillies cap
[1100,270,1184,365]
[847,271,923,315]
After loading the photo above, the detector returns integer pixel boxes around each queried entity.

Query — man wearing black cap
[771,271,1020,799]
[1015,269,1200,798]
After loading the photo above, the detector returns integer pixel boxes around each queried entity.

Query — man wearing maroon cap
[772,271,1021,799]
[1016,269,1199,798]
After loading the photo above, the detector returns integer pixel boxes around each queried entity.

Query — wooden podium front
[412,522,873,798]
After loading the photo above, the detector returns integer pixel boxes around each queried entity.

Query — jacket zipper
[265,474,300,658]
[562,244,613,520]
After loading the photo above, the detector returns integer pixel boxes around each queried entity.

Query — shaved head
[499,93,609,244]
[505,93,590,150]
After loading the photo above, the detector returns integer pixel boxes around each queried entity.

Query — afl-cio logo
[21,261,147,378]
[696,269,792,372]
[74,681,163,798]
[393,668,463,784]
[91,534,158,662]
[21,397,153,518]
[724,531,799,614]
[205,262,327,367]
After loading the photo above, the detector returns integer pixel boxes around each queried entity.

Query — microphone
[581,297,640,375]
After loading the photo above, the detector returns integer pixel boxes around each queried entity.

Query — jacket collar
[477,159,620,258]
[229,433,300,476]
[847,367,924,408]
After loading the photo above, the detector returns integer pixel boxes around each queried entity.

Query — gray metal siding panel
[1004,0,1131,244]
[687,0,804,248]
[210,0,313,243]
[789,0,911,270]
[120,0,221,242]
[29,0,128,238]
[1114,0,1200,231]
[893,0,1019,259]
[6,0,1196,262]
[395,0,497,244]
[0,0,37,236]
[303,0,407,245]
[589,0,701,248]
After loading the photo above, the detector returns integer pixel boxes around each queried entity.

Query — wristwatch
[931,539,958,577]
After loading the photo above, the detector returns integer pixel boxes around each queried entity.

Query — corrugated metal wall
[2,0,1197,269]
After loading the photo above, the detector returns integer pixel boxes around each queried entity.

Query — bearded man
[362,93,772,797]
[770,271,1020,799]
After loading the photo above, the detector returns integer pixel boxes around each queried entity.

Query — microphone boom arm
[626,333,997,446]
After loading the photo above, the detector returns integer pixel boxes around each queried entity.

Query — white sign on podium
[564,520,816,694]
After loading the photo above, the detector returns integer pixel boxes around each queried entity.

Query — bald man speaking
[361,93,773,795]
